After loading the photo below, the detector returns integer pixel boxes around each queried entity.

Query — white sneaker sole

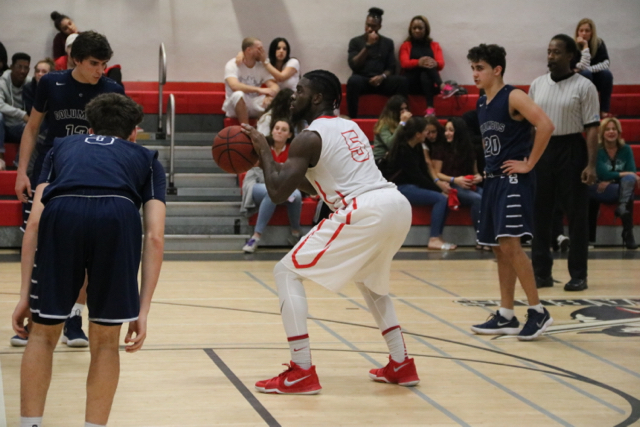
[369,373,420,387]
[255,386,321,395]
[517,317,554,341]
[10,337,28,347]
[470,326,520,335]
[61,335,89,347]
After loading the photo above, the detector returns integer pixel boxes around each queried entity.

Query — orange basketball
[212,126,258,174]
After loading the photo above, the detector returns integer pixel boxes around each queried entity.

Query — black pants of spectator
[405,68,442,108]
[532,134,589,281]
[346,74,408,118]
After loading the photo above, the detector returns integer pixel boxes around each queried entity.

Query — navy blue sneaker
[10,325,28,347]
[62,314,89,347]
[471,311,520,335]
[517,308,553,341]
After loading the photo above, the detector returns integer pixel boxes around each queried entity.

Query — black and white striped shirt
[529,73,600,136]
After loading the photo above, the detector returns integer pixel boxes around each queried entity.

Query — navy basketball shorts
[477,172,535,246]
[30,196,142,324]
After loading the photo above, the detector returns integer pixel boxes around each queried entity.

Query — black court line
[204,348,281,427]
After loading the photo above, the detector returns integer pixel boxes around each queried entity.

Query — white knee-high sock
[274,262,311,369]
[356,282,407,363]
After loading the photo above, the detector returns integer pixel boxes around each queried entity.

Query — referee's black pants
[532,134,589,280]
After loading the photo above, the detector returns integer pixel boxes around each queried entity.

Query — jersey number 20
[483,135,501,157]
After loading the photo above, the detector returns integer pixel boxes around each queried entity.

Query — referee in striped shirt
[529,34,600,292]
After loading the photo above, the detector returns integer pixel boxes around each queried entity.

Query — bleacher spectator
[223,37,279,125]
[346,7,408,118]
[399,15,457,116]
[50,11,78,60]
[241,119,302,253]
[256,88,294,136]
[22,58,55,151]
[263,38,301,91]
[0,41,8,74]
[431,117,484,247]
[54,33,78,70]
[372,95,412,162]
[588,117,638,249]
[387,116,456,250]
[0,53,31,171]
[574,18,613,118]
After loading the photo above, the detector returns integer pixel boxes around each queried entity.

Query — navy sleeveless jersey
[33,70,125,149]
[477,85,533,174]
[39,134,166,209]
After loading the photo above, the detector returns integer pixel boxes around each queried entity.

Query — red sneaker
[255,361,322,395]
[369,356,420,386]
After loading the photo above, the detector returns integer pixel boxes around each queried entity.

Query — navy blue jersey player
[12,93,166,427]
[12,31,124,348]
[467,44,555,341]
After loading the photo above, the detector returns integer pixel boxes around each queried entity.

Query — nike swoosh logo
[497,321,511,327]
[537,315,549,328]
[393,363,409,372]
[56,82,66,86]
[284,375,310,387]
[479,103,485,107]
[293,347,306,352]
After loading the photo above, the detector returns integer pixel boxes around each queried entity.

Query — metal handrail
[166,94,177,195]
[157,43,167,137]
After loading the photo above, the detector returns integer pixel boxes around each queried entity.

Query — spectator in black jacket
[387,116,455,250]
[346,7,408,118]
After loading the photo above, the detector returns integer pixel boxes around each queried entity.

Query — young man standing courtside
[467,44,555,340]
[12,93,166,427]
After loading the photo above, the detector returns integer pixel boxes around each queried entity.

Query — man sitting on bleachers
[346,7,407,118]
[223,37,279,125]
[0,53,31,170]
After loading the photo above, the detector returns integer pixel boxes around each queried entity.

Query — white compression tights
[274,261,309,339]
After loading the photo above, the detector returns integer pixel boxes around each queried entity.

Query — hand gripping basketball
[212,126,259,174]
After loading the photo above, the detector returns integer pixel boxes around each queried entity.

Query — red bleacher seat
[0,171,17,196]
[621,119,640,143]
[4,142,18,168]
[0,200,22,226]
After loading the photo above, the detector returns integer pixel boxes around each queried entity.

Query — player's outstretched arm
[125,199,165,353]
[502,89,555,175]
[12,183,48,337]
[242,124,320,204]
[15,109,45,201]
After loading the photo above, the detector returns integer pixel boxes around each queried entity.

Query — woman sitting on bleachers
[387,116,456,250]
[262,37,300,91]
[50,11,78,60]
[574,18,613,117]
[589,117,638,249]
[372,95,412,162]
[240,119,302,253]
[399,15,457,117]
[256,88,294,136]
[431,117,484,248]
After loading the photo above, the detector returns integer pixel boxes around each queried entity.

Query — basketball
[212,126,258,174]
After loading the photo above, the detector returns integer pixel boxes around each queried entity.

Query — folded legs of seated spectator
[346,74,408,118]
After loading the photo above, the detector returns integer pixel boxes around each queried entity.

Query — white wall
[1,0,639,84]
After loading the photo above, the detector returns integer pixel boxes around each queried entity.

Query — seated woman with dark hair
[262,37,300,91]
[256,88,294,136]
[399,15,457,117]
[372,95,412,162]
[589,117,638,249]
[574,18,613,117]
[431,117,485,249]
[50,11,78,59]
[387,116,455,250]
[240,119,302,253]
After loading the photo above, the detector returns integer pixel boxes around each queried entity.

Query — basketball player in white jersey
[242,70,419,394]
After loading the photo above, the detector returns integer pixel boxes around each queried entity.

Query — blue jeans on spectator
[0,112,26,159]
[589,175,636,205]
[453,185,483,232]
[397,184,447,238]
[579,69,613,113]
[252,183,302,235]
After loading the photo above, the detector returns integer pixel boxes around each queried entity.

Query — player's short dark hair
[11,52,31,65]
[303,70,342,111]
[242,37,259,52]
[551,34,580,60]
[50,11,70,32]
[70,31,113,62]
[467,44,507,76]
[368,7,384,22]
[85,93,144,140]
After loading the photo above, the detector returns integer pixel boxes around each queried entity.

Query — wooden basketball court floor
[0,248,639,426]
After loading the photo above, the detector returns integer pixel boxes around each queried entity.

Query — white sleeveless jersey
[305,116,395,211]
